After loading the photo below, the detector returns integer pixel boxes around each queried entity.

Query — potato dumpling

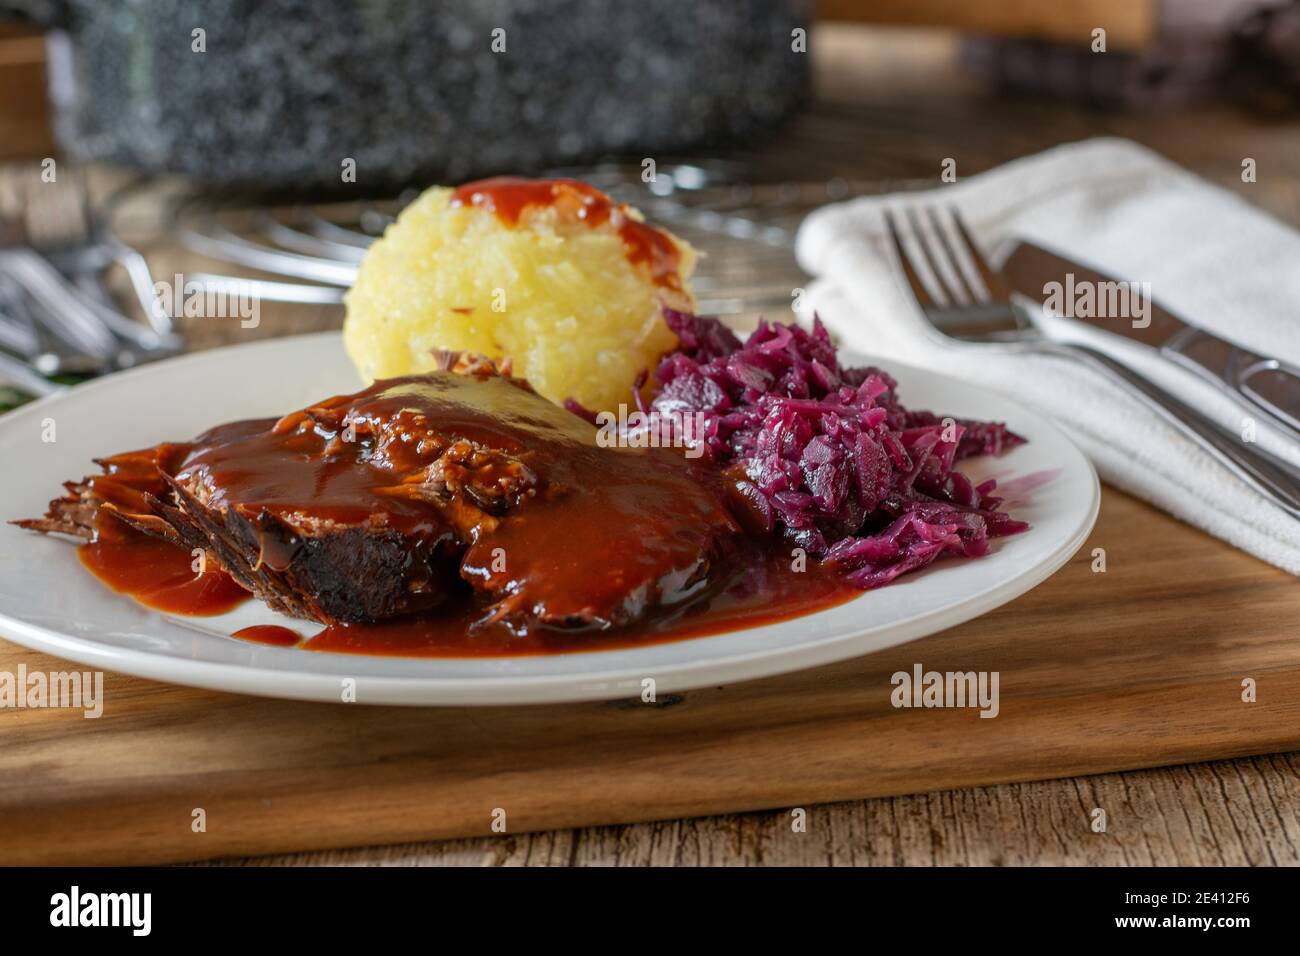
[343,177,697,412]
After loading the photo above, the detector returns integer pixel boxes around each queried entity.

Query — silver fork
[0,169,183,382]
[25,171,181,353]
[0,195,116,373]
[885,206,1300,520]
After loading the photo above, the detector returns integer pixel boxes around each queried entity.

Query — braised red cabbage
[645,310,1029,589]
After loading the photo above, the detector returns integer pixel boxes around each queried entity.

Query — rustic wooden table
[5,26,1298,866]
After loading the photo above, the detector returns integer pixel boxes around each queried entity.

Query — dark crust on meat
[145,472,457,624]
[13,464,459,626]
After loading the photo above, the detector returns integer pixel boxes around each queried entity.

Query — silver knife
[1000,239,1300,439]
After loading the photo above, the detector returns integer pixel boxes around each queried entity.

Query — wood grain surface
[2,487,1297,866]
[208,752,1300,867]
[1,25,1298,867]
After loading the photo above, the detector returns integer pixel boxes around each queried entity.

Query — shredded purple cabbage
[639,309,1030,589]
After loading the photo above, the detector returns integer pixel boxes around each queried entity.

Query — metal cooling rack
[165,162,895,325]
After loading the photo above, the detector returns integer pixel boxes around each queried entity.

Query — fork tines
[885,205,1010,308]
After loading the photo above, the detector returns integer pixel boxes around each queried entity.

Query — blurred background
[2,0,1300,405]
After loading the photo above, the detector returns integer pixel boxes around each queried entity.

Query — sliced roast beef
[18,368,739,634]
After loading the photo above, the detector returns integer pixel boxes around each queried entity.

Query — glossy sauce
[450,177,684,291]
[81,526,855,656]
[80,517,249,616]
[305,540,855,657]
[233,624,301,647]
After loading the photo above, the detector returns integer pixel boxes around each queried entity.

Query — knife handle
[1162,328,1300,438]
[1063,342,1300,518]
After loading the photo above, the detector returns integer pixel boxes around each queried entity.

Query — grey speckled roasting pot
[5,0,811,188]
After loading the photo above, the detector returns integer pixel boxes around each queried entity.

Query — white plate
[0,333,1098,705]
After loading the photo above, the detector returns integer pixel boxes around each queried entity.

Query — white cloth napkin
[794,137,1300,573]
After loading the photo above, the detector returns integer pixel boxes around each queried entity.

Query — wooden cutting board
[1,487,1296,865]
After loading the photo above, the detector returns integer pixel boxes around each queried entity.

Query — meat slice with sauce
[18,367,740,635]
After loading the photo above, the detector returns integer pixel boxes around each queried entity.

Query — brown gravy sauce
[80,521,857,658]
[79,518,249,617]
[450,177,684,292]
